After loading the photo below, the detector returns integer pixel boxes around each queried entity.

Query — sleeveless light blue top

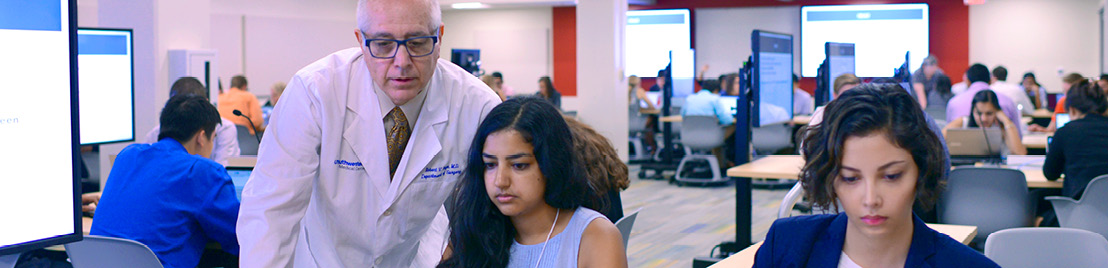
[506,207,607,268]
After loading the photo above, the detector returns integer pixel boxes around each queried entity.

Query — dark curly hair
[800,83,947,211]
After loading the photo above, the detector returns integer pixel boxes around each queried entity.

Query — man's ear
[438,24,445,40]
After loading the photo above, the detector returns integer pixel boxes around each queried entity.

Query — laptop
[225,166,252,200]
[946,128,1005,165]
[1056,113,1071,129]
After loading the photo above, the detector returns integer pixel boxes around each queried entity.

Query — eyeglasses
[364,35,439,59]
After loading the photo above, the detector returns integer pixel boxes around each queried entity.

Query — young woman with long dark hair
[439,97,626,268]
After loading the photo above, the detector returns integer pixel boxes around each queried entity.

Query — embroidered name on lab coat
[334,160,365,171]
[421,164,460,180]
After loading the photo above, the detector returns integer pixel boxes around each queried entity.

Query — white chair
[1047,174,1108,240]
[628,104,651,161]
[777,182,842,218]
[614,209,641,249]
[938,167,1035,249]
[675,115,727,185]
[985,227,1108,268]
[66,235,164,268]
[751,122,792,155]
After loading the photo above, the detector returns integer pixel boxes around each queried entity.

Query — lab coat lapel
[388,78,447,204]
[342,69,390,201]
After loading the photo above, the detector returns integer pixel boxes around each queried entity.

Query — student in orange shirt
[218,75,265,135]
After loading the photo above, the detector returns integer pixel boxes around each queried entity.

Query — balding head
[357,0,441,35]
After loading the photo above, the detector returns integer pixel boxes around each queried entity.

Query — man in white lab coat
[235,0,501,267]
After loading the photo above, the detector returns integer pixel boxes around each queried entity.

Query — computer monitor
[0,0,83,257]
[450,49,480,76]
[225,166,252,200]
[669,49,696,99]
[815,42,855,106]
[626,9,691,77]
[946,128,1005,157]
[751,30,795,127]
[1056,113,1072,129]
[800,3,929,77]
[78,28,135,145]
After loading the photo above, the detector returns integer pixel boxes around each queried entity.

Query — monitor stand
[0,253,20,268]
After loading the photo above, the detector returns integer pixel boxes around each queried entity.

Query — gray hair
[356,0,442,36]
[923,54,938,66]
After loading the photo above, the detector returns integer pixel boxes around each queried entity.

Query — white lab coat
[236,48,501,268]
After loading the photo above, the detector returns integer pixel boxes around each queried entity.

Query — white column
[576,0,629,161]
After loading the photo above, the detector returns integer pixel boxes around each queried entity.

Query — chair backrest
[679,116,725,150]
[628,104,647,133]
[236,124,259,155]
[614,209,641,249]
[985,227,1108,268]
[751,123,792,154]
[778,182,805,218]
[939,167,1034,246]
[1052,175,1108,240]
[65,235,164,268]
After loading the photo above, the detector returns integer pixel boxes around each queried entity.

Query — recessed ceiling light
[451,2,487,9]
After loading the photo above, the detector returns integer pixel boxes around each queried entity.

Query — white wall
[970,0,1100,93]
[442,7,554,96]
[210,0,357,99]
[694,6,801,80]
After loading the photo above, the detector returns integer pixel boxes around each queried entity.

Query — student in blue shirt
[682,79,733,126]
[91,94,240,268]
[755,84,998,267]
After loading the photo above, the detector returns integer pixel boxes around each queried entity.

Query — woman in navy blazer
[755,84,998,267]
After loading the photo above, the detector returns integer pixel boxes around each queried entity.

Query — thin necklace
[534,209,560,268]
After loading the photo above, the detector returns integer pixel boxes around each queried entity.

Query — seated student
[439,98,626,268]
[943,90,1027,155]
[755,83,998,267]
[535,76,562,110]
[990,66,1035,115]
[1021,72,1047,109]
[946,64,1022,134]
[682,79,734,165]
[1045,79,1108,199]
[564,115,630,222]
[145,77,240,164]
[793,73,814,115]
[1030,73,1084,132]
[91,94,240,268]
[809,73,861,127]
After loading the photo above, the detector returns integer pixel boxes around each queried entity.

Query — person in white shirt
[144,77,240,165]
[234,0,501,267]
[990,66,1035,115]
[793,74,813,115]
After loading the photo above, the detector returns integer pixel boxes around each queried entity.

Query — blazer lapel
[806,213,848,268]
[905,214,938,268]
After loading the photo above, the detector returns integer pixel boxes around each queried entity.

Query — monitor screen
[1056,113,1071,129]
[669,49,695,98]
[78,28,134,145]
[226,167,252,200]
[800,4,928,77]
[824,42,856,103]
[0,0,82,255]
[626,9,691,77]
[752,30,794,126]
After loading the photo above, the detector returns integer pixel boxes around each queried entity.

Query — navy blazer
[753,213,998,268]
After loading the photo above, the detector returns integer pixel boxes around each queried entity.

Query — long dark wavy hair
[800,83,947,212]
[438,97,595,268]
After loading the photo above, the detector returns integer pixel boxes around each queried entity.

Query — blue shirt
[754,213,999,268]
[91,139,240,268]
[682,90,734,126]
